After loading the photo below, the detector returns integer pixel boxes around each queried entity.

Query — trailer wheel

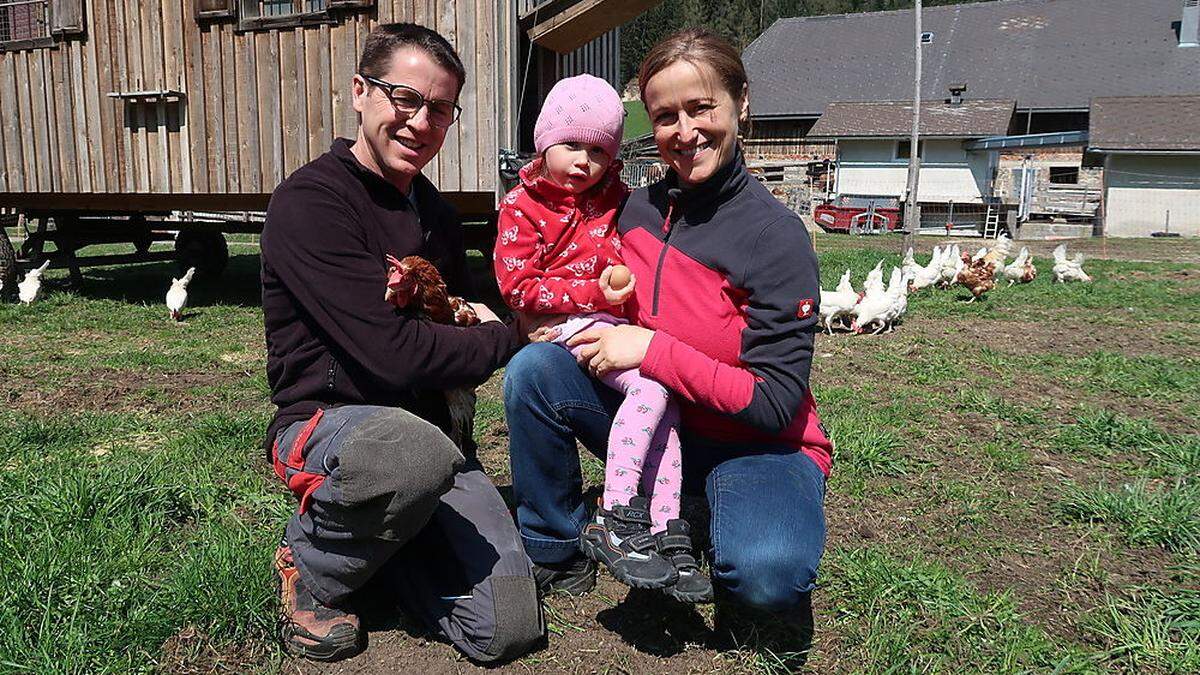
[0,226,17,300]
[175,229,229,279]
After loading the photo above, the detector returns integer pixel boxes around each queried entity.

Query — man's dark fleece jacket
[260,138,519,455]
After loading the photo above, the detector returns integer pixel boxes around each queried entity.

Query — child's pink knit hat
[534,74,625,160]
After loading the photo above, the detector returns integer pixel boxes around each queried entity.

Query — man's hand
[468,302,502,324]
[566,324,655,377]
[599,266,636,306]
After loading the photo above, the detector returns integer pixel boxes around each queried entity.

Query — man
[260,23,541,663]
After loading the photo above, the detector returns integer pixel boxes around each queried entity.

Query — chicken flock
[7,235,1094,340]
[820,237,1091,335]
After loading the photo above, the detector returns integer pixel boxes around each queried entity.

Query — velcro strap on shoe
[625,532,658,552]
[668,552,700,571]
[613,505,651,524]
[657,534,692,552]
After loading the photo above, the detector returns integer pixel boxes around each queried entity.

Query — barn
[0,0,657,287]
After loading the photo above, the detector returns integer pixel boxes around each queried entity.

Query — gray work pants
[273,404,543,663]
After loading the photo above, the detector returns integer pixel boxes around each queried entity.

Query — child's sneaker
[580,496,678,589]
[657,519,714,603]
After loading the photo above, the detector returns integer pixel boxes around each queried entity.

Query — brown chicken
[384,254,479,450]
[955,256,996,303]
[385,254,478,326]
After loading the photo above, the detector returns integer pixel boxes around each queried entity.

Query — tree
[621,0,988,83]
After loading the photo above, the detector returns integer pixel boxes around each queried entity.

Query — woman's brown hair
[637,28,750,127]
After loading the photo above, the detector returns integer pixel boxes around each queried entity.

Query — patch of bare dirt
[918,317,1198,359]
[160,626,273,674]
[290,575,762,675]
[1,368,254,413]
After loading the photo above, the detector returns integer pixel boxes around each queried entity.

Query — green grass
[1058,480,1200,552]
[1087,563,1200,672]
[823,547,1090,672]
[0,410,287,673]
[623,100,651,140]
[1054,409,1200,477]
[2,237,1199,672]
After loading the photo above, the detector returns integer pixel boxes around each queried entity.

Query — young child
[494,74,711,603]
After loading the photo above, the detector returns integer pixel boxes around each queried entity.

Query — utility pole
[902,0,923,252]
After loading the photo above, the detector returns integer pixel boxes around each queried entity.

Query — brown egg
[608,265,632,290]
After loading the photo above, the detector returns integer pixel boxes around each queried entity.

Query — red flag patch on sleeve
[797,298,815,319]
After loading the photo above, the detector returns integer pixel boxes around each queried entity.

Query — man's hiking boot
[580,496,678,589]
[657,519,714,603]
[532,555,597,596]
[275,541,363,661]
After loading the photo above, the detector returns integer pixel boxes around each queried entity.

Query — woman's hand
[599,266,637,306]
[566,324,655,377]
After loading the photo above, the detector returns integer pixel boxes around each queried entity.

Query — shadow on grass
[595,588,711,657]
[52,253,266,308]
[45,253,507,315]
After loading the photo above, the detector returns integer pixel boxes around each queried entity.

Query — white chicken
[937,244,964,287]
[863,260,886,297]
[884,267,912,328]
[1052,244,1091,283]
[1001,247,1037,286]
[901,247,921,279]
[851,267,908,334]
[17,260,50,304]
[166,267,196,321]
[819,269,861,334]
[908,245,945,291]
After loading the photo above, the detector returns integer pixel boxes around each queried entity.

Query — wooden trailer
[0,0,656,292]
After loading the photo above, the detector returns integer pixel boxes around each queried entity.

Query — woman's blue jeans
[503,343,827,613]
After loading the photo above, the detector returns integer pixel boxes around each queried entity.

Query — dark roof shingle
[744,0,1200,118]
[809,99,1015,138]
[1089,95,1200,151]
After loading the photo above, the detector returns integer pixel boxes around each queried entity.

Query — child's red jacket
[493,159,629,315]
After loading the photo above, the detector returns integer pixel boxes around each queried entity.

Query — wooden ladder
[982,204,1002,239]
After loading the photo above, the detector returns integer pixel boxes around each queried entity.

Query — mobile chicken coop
[0,0,655,292]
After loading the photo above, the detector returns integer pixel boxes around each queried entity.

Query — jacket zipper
[651,196,678,317]
[326,355,338,391]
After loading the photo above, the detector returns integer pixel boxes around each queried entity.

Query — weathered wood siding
[500,0,621,153]
[0,0,499,198]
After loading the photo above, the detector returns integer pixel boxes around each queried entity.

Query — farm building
[1090,95,1200,238]
[742,0,1200,236]
[0,0,656,286]
[808,97,1013,233]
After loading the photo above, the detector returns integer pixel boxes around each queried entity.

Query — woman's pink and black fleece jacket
[617,154,833,475]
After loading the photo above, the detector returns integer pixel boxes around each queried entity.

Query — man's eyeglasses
[360,74,461,128]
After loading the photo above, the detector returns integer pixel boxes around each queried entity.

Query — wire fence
[0,0,48,43]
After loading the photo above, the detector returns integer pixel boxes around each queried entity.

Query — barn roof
[809,99,1015,138]
[743,0,1200,118]
[1089,95,1200,152]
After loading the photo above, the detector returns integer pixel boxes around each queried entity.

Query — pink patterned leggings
[553,313,681,533]
[594,368,682,533]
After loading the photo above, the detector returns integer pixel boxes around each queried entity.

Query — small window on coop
[240,0,326,19]
[1049,166,1079,185]
[0,0,50,44]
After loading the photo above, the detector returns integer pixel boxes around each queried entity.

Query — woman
[504,28,832,637]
